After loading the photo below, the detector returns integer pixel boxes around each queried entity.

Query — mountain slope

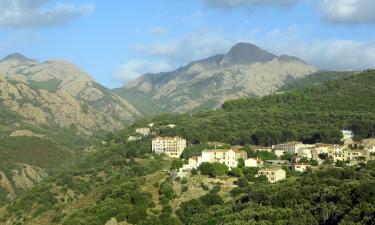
[0,54,141,134]
[115,42,317,114]
[0,54,142,205]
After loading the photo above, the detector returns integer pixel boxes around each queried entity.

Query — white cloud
[245,28,375,70]
[203,0,299,8]
[113,60,172,84]
[320,0,375,24]
[0,0,94,27]
[131,29,232,65]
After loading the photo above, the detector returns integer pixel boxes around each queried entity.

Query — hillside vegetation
[2,70,375,224]
[130,70,375,146]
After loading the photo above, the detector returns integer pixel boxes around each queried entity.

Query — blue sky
[1,0,375,88]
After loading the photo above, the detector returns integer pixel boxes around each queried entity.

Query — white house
[273,142,314,154]
[152,136,186,158]
[292,163,310,172]
[274,149,285,158]
[342,130,354,142]
[245,157,263,168]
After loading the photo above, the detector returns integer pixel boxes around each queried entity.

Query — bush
[199,193,224,206]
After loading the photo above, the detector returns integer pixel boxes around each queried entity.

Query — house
[273,149,285,158]
[152,136,187,158]
[166,124,176,128]
[190,148,247,169]
[128,136,142,142]
[257,168,286,183]
[343,149,370,162]
[297,148,314,159]
[135,128,151,136]
[245,157,263,168]
[292,163,310,172]
[342,130,354,142]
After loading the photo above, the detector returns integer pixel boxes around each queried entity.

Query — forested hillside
[279,71,355,91]
[130,69,375,146]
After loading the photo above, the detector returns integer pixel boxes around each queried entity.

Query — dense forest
[127,70,375,146]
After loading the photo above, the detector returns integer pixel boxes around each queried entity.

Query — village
[128,126,375,183]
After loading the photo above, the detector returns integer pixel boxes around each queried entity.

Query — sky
[0,0,375,88]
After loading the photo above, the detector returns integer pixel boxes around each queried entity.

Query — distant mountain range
[115,42,317,114]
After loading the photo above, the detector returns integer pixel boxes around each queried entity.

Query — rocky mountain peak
[221,42,277,65]
[1,53,36,63]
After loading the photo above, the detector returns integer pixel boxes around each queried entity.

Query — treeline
[130,70,375,146]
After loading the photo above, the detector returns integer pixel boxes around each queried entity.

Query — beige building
[344,149,370,162]
[152,136,186,158]
[273,142,314,154]
[135,128,151,136]
[258,168,286,183]
[189,149,247,169]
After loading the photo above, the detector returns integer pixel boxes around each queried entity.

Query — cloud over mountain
[320,0,375,24]
[0,0,94,27]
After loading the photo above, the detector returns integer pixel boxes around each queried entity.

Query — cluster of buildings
[143,129,375,184]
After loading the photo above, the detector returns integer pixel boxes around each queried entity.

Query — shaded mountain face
[0,54,141,134]
[116,42,317,114]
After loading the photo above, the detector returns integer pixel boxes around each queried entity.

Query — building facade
[152,136,187,158]
[258,168,286,183]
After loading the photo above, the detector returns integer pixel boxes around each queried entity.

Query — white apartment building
[152,136,186,158]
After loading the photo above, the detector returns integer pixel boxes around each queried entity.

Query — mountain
[0,54,141,204]
[0,54,141,134]
[115,42,317,114]
[1,70,375,225]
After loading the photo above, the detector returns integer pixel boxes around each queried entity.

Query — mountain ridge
[116,42,317,114]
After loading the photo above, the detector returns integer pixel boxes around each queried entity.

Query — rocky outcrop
[12,164,47,190]
[121,42,317,113]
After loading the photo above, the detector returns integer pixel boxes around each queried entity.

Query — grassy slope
[113,88,167,115]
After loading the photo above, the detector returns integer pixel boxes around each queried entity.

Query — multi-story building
[136,128,151,136]
[273,142,314,154]
[189,148,247,169]
[152,136,186,158]
[257,168,286,183]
